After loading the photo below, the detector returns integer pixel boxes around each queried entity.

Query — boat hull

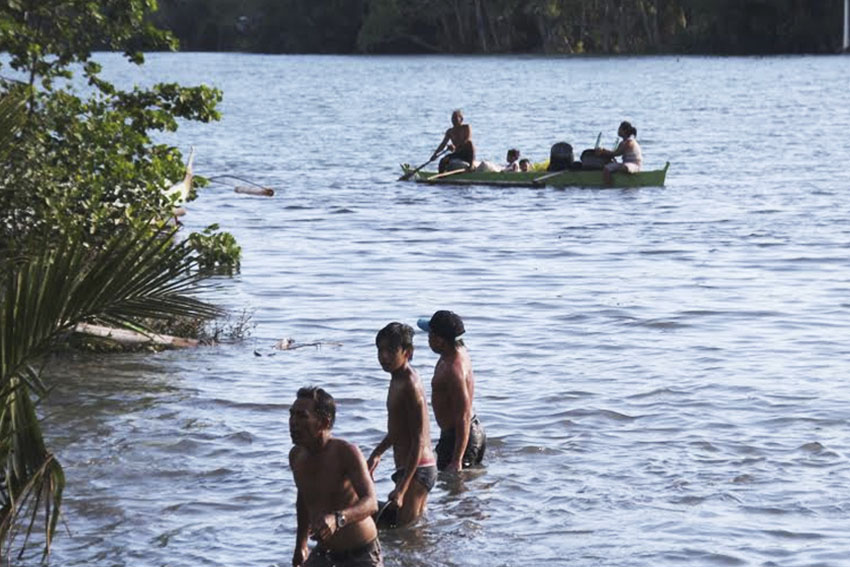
[400,162,669,188]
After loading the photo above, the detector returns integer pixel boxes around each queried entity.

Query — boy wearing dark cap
[417,311,486,472]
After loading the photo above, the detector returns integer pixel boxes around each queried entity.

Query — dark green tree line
[153,0,846,54]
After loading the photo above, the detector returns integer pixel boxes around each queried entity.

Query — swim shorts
[375,464,438,528]
[436,415,486,471]
[391,464,438,492]
[305,538,383,567]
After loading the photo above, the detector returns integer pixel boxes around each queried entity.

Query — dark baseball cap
[417,310,465,340]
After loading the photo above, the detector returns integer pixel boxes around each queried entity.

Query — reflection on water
[37,53,850,567]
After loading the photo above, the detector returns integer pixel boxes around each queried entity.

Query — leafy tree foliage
[0,1,233,558]
[0,0,223,253]
[0,218,221,560]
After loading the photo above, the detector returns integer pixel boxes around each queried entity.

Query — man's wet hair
[376,322,415,357]
[296,386,336,428]
[452,109,463,123]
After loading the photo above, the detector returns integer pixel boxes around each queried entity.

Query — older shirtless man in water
[289,387,383,567]
[367,322,437,528]
[418,311,486,472]
[431,109,476,173]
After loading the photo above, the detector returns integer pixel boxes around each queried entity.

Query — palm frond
[0,89,28,158]
[0,224,221,556]
[0,378,64,562]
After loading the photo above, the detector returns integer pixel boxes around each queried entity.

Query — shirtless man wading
[289,387,383,567]
[418,310,486,472]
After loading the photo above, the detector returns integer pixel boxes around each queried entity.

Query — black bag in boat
[547,142,582,172]
[580,148,613,170]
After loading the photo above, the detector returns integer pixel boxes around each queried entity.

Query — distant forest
[152,0,846,55]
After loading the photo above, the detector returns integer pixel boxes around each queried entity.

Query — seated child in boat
[596,121,642,184]
[519,159,532,172]
[503,149,520,172]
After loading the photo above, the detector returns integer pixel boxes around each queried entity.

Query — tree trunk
[638,0,658,50]
[473,0,488,51]
[451,0,467,50]
[74,323,200,348]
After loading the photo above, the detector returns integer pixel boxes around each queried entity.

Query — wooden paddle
[531,171,565,186]
[424,168,468,183]
[398,150,448,181]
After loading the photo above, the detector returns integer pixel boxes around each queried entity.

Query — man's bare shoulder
[289,445,309,473]
[392,366,422,388]
[436,352,465,377]
[326,437,365,462]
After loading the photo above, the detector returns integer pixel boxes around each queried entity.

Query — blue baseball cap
[417,310,465,339]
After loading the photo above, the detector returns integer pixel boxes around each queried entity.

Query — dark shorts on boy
[305,538,383,567]
[375,464,438,528]
[390,464,438,492]
[436,415,486,471]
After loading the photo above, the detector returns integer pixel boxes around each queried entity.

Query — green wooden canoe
[399,162,669,188]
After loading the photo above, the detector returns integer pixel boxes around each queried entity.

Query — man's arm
[388,383,426,505]
[367,435,391,476]
[290,448,310,566]
[339,441,380,523]
[310,442,378,542]
[448,370,472,472]
[431,130,452,160]
[597,140,625,159]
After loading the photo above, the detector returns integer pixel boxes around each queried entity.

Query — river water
[37,54,850,566]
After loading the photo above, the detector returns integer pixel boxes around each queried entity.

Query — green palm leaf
[0,89,28,157]
[0,224,221,557]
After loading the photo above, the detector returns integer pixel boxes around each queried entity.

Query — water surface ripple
[38,54,850,567]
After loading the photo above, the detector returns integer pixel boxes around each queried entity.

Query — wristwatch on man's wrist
[334,511,346,530]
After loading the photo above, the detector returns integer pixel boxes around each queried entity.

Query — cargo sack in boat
[547,142,581,171]
[580,148,613,170]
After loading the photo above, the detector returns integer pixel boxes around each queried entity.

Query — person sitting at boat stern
[431,109,476,172]
[595,121,643,185]
[368,323,437,529]
[289,387,384,567]
[418,310,486,472]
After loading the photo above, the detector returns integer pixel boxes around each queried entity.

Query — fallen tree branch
[73,323,199,348]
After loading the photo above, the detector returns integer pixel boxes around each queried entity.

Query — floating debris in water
[267,337,344,352]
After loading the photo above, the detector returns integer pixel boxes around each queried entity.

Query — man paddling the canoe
[418,311,486,472]
[289,387,384,567]
[431,109,476,173]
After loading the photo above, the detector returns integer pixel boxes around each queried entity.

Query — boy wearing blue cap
[417,311,485,472]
